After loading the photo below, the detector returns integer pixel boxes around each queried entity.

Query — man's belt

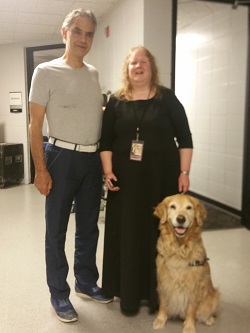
[49,137,99,153]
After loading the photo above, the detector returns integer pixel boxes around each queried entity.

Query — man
[29,9,112,323]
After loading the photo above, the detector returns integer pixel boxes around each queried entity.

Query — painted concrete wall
[176,6,248,210]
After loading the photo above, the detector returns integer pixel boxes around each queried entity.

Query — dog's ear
[191,197,207,226]
[154,199,169,224]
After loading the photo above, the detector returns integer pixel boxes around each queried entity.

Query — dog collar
[189,257,209,267]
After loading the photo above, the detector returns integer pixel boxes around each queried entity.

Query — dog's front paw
[205,316,215,326]
[182,325,196,333]
[153,318,166,329]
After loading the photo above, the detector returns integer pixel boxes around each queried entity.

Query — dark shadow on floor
[202,201,243,231]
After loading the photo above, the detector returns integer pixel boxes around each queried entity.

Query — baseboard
[188,191,242,218]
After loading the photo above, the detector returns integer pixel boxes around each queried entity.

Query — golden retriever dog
[153,194,220,333]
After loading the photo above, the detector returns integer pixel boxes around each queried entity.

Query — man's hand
[34,169,52,196]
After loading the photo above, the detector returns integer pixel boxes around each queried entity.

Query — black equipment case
[0,143,24,188]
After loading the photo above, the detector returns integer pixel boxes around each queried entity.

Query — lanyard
[132,100,150,141]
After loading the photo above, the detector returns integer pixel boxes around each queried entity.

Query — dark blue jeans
[45,144,103,299]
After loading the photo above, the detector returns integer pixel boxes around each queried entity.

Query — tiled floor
[0,184,250,333]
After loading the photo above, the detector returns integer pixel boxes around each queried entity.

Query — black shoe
[75,283,113,304]
[120,304,139,317]
[51,298,78,323]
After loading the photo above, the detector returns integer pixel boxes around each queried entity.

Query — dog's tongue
[175,227,186,235]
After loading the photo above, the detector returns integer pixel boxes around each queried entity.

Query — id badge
[130,140,144,161]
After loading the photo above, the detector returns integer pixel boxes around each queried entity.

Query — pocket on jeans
[45,144,63,169]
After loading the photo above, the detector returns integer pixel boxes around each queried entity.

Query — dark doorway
[26,44,65,183]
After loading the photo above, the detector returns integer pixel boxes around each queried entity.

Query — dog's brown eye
[170,204,176,209]
[186,205,192,210]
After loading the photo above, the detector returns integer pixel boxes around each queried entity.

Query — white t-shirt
[29,57,103,145]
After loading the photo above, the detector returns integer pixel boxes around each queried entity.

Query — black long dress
[99,87,193,314]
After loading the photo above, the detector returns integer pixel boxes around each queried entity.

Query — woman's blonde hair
[115,46,161,100]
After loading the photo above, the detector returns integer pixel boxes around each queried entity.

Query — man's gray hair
[62,8,97,31]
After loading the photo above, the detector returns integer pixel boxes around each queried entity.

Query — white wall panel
[176,5,248,210]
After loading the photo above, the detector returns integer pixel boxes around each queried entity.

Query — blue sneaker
[51,298,78,323]
[75,282,113,304]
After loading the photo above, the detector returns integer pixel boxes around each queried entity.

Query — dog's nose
[177,215,186,224]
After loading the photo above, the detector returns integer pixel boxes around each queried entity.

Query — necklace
[131,88,151,101]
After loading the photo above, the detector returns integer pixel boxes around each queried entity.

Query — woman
[99,46,193,315]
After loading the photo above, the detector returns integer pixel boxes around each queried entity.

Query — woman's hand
[178,173,190,193]
[105,174,120,191]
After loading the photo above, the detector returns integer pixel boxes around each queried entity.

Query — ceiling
[0,0,121,46]
[0,0,244,47]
